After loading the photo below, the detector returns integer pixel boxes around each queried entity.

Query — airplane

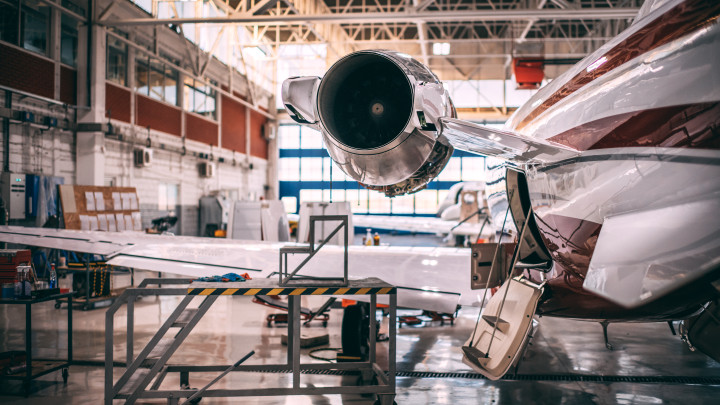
[281,0,720,379]
[0,0,717,382]
[287,181,494,243]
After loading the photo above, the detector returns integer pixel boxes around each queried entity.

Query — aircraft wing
[0,225,479,313]
[106,242,474,313]
[439,117,580,164]
[352,214,491,237]
[0,226,132,255]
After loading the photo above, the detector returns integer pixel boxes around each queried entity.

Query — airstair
[462,189,548,380]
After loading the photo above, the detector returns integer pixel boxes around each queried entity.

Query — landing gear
[600,320,613,350]
[62,367,69,384]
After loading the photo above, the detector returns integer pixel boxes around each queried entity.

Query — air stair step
[482,315,510,333]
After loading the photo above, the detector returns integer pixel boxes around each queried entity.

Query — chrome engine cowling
[282,50,455,197]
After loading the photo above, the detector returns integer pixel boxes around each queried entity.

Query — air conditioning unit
[262,123,276,141]
[134,148,152,167]
[199,161,216,178]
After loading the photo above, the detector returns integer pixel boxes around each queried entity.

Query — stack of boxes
[0,249,32,286]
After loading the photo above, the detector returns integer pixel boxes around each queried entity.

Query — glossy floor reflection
[1,270,719,404]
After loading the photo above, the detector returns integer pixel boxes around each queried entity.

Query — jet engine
[282,50,456,197]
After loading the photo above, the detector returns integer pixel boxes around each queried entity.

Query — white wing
[0,226,480,313]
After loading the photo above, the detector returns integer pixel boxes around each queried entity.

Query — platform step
[118,368,150,397]
[173,308,199,327]
[148,337,175,360]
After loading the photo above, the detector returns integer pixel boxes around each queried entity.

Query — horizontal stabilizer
[439,118,579,164]
[584,197,720,308]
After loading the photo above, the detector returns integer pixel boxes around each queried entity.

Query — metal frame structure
[0,292,73,396]
[279,214,349,286]
[95,0,642,119]
[104,277,397,405]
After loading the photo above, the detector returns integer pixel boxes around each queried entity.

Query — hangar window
[347,188,369,214]
[461,157,486,181]
[391,194,415,214]
[184,78,217,119]
[279,125,300,149]
[300,158,323,181]
[278,158,300,182]
[60,15,78,67]
[281,196,297,214]
[158,183,178,211]
[414,190,439,214]
[438,157,461,182]
[369,192,391,214]
[21,1,49,55]
[136,57,179,106]
[0,0,19,46]
[322,158,349,182]
[300,129,323,149]
[107,32,128,86]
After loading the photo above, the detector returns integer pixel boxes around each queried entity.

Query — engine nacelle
[282,50,455,197]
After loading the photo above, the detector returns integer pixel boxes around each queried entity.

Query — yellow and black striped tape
[187,286,396,296]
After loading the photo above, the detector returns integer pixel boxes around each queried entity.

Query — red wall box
[59,66,76,105]
[186,113,218,146]
[105,82,132,123]
[220,94,247,153]
[0,43,54,99]
[136,94,182,136]
[250,109,269,159]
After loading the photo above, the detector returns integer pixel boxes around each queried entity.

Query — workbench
[0,292,73,396]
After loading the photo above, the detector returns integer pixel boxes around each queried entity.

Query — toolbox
[0,250,31,285]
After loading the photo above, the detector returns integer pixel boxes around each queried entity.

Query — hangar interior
[0,0,719,403]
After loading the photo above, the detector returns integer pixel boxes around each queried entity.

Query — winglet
[439,118,579,164]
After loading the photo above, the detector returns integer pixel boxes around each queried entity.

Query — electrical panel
[0,173,26,219]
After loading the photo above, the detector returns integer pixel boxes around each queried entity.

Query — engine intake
[282,50,455,197]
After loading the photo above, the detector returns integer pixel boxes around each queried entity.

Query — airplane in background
[288,181,494,244]
[281,0,720,379]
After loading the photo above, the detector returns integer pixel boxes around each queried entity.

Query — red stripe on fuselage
[531,213,711,320]
[547,102,720,151]
[516,0,720,131]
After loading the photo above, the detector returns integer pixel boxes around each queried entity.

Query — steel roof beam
[102,8,640,27]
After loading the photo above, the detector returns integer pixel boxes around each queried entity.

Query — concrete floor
[1,268,719,404]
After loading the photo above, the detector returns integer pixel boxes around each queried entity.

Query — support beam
[102,8,640,27]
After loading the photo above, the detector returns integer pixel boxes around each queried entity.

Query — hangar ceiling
[105,0,641,82]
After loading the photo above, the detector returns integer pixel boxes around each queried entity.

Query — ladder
[461,192,546,380]
[111,294,218,404]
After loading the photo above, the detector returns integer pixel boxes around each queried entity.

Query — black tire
[55,302,61,309]
[341,304,369,359]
